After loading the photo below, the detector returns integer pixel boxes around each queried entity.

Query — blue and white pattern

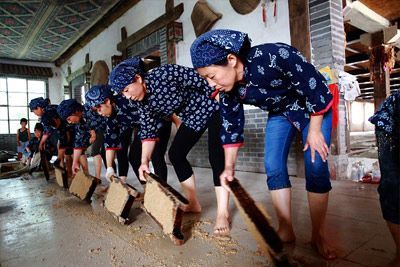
[137,64,218,140]
[218,43,332,146]
[57,99,83,120]
[190,29,250,68]
[369,91,400,134]
[103,95,140,149]
[85,85,113,108]
[109,57,145,94]
[29,97,49,111]
[38,104,58,136]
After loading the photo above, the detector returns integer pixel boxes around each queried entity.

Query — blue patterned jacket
[369,91,400,135]
[104,95,140,149]
[138,64,218,141]
[40,104,58,136]
[219,43,333,147]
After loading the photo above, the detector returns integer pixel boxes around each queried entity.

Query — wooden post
[121,27,128,59]
[289,0,310,178]
[370,44,391,110]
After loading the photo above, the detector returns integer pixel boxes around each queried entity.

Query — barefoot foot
[311,236,337,260]
[214,213,231,236]
[182,201,202,213]
[277,228,296,243]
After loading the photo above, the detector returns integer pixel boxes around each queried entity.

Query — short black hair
[34,123,43,132]
[20,118,28,124]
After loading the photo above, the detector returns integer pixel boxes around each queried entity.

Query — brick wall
[309,0,349,179]
[186,109,297,175]
[0,134,18,152]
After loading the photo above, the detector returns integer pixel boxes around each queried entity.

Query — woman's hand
[72,161,81,175]
[220,168,235,192]
[138,163,150,182]
[303,128,329,163]
[89,130,96,144]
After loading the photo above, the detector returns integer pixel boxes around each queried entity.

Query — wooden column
[289,0,310,178]
[289,0,311,61]
[370,32,391,110]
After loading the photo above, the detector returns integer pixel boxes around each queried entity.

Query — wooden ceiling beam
[346,53,370,65]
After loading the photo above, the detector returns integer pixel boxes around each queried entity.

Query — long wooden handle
[227,178,290,266]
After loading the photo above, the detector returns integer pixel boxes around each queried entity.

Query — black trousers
[168,111,224,186]
[117,122,172,183]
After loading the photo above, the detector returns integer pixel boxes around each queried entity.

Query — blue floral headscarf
[190,29,250,68]
[109,56,145,94]
[29,97,49,111]
[57,99,83,120]
[85,85,113,108]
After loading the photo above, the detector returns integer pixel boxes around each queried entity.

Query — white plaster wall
[48,68,63,103]
[175,0,291,67]
[61,0,290,87]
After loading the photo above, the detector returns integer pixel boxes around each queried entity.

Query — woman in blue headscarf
[109,57,229,236]
[369,92,400,266]
[190,29,336,259]
[85,85,171,186]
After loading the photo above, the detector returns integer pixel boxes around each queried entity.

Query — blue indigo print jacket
[104,95,140,150]
[219,43,333,147]
[40,104,59,136]
[138,64,218,141]
[71,106,106,150]
[369,91,400,135]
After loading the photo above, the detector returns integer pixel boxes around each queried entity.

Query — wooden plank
[143,172,188,246]
[117,3,184,52]
[55,0,140,66]
[288,0,311,61]
[66,62,92,83]
[289,0,310,175]
[227,178,290,266]
[69,171,97,202]
[104,177,139,224]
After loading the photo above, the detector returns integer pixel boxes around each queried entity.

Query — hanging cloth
[328,84,339,129]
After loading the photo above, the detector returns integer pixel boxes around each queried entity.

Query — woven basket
[191,1,222,37]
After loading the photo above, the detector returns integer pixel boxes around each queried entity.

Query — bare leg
[58,148,65,168]
[270,188,296,243]
[79,155,88,174]
[65,155,73,178]
[214,186,230,236]
[93,154,102,180]
[387,221,400,266]
[308,192,336,260]
[181,175,201,213]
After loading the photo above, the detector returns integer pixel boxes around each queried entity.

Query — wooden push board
[227,178,290,266]
[143,172,189,245]
[104,177,139,224]
[69,171,97,202]
[54,165,68,189]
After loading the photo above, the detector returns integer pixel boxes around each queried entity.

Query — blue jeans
[264,110,332,193]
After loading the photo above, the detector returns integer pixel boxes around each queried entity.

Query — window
[0,77,46,134]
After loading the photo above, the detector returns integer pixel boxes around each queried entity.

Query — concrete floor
[0,163,396,267]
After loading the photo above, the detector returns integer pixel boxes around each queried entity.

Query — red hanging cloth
[328,84,339,129]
